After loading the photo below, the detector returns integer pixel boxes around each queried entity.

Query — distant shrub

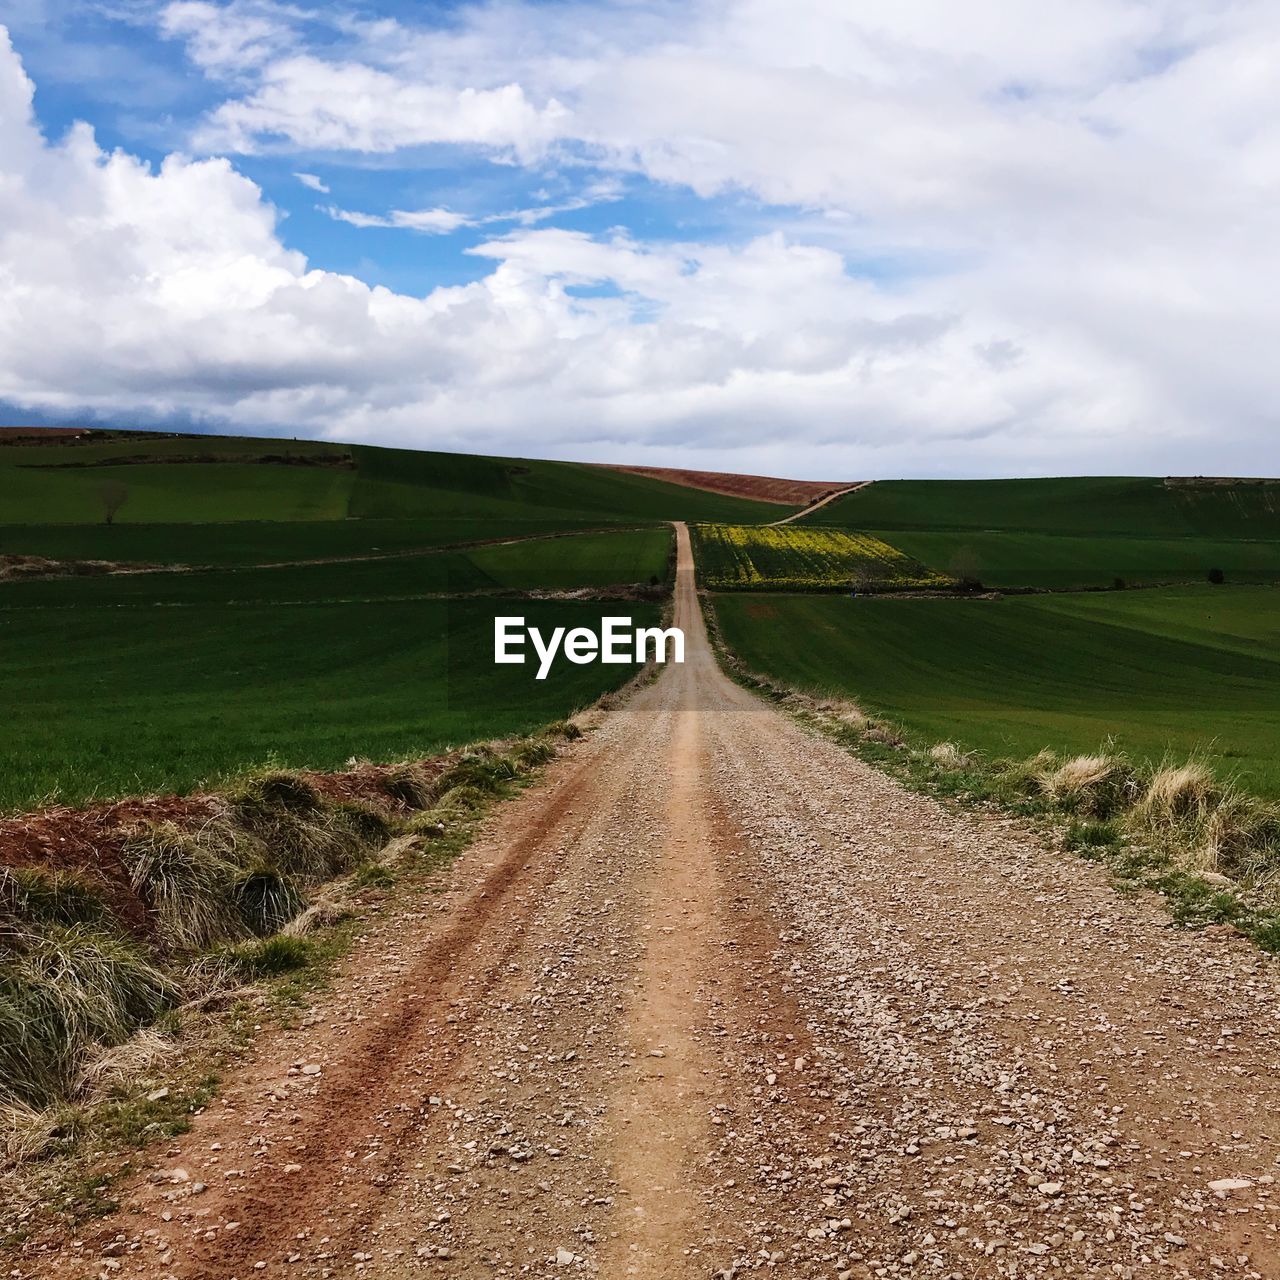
[1208,567,1226,584]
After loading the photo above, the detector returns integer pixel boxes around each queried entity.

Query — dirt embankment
[0,760,453,944]
[14,525,1280,1280]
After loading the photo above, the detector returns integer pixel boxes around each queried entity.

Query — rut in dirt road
[24,524,1280,1280]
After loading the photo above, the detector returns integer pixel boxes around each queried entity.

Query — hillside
[0,429,787,567]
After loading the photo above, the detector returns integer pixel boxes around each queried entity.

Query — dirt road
[27,525,1280,1279]
[767,482,871,526]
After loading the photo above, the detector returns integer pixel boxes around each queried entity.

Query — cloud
[324,204,472,234]
[159,0,297,75]
[193,55,569,160]
[294,171,328,193]
[320,180,624,236]
[4,7,1280,477]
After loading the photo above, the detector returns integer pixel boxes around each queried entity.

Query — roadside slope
[19,527,1280,1280]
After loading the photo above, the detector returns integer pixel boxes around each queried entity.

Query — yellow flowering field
[692,524,954,591]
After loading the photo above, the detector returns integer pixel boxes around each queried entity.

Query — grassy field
[0,431,682,816]
[713,585,1280,798]
[877,529,1280,589]
[0,594,661,813]
[692,524,949,591]
[0,516,617,568]
[0,529,673,607]
[810,477,1280,537]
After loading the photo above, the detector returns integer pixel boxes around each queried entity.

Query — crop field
[0,594,661,814]
[0,432,685,813]
[876,529,1280,589]
[809,476,1280,537]
[0,529,673,608]
[713,585,1280,798]
[692,524,950,591]
[0,516,615,569]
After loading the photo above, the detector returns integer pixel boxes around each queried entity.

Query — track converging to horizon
[28,524,1280,1280]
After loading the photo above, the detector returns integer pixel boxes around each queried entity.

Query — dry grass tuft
[929,742,973,771]
[1135,761,1219,827]
[1,1102,62,1168]
[122,820,248,951]
[865,721,904,747]
[282,893,352,938]
[381,764,435,811]
[1037,753,1136,817]
[75,1027,176,1099]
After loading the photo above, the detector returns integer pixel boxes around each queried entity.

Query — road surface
[27,524,1280,1280]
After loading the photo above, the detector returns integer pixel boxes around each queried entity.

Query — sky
[0,0,1277,479]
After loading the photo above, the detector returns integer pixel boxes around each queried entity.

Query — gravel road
[26,524,1280,1280]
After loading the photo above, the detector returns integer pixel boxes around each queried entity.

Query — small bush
[511,737,556,769]
[431,753,517,800]
[331,800,393,847]
[432,784,490,814]
[228,769,323,818]
[989,750,1058,802]
[1208,567,1226,585]
[541,720,583,741]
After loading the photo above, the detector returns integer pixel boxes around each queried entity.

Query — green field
[799,478,1280,591]
[692,523,949,591]
[714,586,1280,798]
[0,430,693,813]
[810,477,1280,536]
[0,516,612,568]
[0,593,661,814]
[0,529,672,608]
[876,529,1280,589]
